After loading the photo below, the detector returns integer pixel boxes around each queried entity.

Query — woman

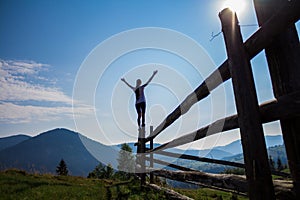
[121,70,158,128]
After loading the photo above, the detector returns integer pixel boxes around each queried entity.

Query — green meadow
[0,169,248,200]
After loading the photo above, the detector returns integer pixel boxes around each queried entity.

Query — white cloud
[0,59,71,103]
[0,59,48,75]
[0,76,72,103]
[0,102,93,124]
[0,59,93,124]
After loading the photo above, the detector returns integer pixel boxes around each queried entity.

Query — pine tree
[117,143,135,179]
[88,163,105,178]
[103,164,114,179]
[269,156,275,171]
[88,163,114,179]
[56,159,68,176]
[277,157,283,171]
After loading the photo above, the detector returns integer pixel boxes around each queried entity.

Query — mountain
[133,142,233,159]
[124,135,284,165]
[145,135,286,174]
[0,128,285,177]
[265,135,284,147]
[0,128,118,176]
[169,148,234,160]
[212,135,283,156]
[268,144,288,165]
[223,144,288,166]
[214,140,243,155]
[0,134,31,151]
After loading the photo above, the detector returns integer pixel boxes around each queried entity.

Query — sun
[223,0,246,15]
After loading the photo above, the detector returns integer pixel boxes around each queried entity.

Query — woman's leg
[141,102,146,127]
[137,113,141,127]
[135,103,142,127]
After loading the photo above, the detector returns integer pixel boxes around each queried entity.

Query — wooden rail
[151,170,293,195]
[145,157,197,172]
[146,0,300,143]
[221,9,274,198]
[254,0,300,198]
[136,0,300,198]
[149,150,290,178]
[148,91,300,152]
[154,150,244,168]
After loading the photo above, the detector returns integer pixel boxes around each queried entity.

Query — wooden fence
[136,0,300,199]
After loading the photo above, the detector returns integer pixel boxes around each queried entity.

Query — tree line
[55,143,135,180]
[269,156,287,171]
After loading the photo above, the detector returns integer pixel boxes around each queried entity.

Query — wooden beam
[220,8,275,199]
[151,150,290,178]
[146,157,196,172]
[155,150,245,168]
[152,169,293,197]
[254,0,300,197]
[153,169,248,193]
[146,0,300,142]
[149,126,154,184]
[148,91,300,152]
[136,127,146,185]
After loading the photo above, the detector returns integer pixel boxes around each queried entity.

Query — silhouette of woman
[121,70,158,128]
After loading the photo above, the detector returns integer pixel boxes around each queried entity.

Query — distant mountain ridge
[0,134,31,151]
[213,135,284,156]
[0,128,285,177]
[222,144,287,167]
[0,128,118,176]
[132,135,283,160]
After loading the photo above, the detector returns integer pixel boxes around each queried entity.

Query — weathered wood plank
[151,169,293,197]
[254,0,300,197]
[220,8,274,199]
[145,157,196,172]
[154,150,245,168]
[153,169,248,193]
[149,150,290,178]
[149,126,154,184]
[145,0,300,142]
[136,127,146,185]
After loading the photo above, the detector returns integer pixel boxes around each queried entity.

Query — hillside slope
[0,128,118,176]
[0,169,169,200]
[0,134,31,151]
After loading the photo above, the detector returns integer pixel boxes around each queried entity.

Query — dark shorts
[135,102,146,114]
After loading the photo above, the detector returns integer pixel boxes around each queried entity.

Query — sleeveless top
[134,84,147,104]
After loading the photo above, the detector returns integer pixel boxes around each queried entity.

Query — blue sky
[0,0,299,149]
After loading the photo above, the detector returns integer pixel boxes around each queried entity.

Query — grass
[0,169,166,200]
[0,169,106,199]
[281,168,290,174]
[271,168,292,180]
[174,188,248,200]
[0,169,249,199]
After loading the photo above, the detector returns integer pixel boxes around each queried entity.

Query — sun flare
[223,0,246,15]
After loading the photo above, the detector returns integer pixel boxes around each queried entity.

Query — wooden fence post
[219,9,275,199]
[139,127,146,185]
[136,127,146,186]
[150,126,154,184]
[136,131,141,177]
[254,0,300,197]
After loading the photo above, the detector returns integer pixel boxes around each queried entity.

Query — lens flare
[223,0,246,14]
